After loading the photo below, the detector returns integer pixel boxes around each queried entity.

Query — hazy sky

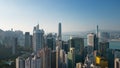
[0,0,120,33]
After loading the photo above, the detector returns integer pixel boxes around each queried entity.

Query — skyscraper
[87,33,98,50]
[33,24,44,52]
[87,33,96,47]
[42,47,51,68]
[114,58,120,68]
[68,47,75,68]
[98,42,109,57]
[58,23,62,41]
[56,46,60,68]
[69,37,84,63]
[51,51,56,68]
[99,32,110,42]
[96,25,99,38]
[16,57,25,68]
[46,33,56,50]
[25,32,31,49]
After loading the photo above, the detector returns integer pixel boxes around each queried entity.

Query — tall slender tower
[96,25,99,48]
[96,25,99,38]
[58,23,62,41]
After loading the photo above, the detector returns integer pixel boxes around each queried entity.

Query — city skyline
[0,0,120,33]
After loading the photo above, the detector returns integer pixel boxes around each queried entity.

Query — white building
[87,33,96,46]
[114,58,120,68]
[16,57,25,68]
[56,46,60,68]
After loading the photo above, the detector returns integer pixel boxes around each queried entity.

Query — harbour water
[109,41,120,49]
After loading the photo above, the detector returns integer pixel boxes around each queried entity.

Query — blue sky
[0,0,120,33]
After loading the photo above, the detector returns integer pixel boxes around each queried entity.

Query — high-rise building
[106,49,115,68]
[69,37,84,63]
[96,25,99,38]
[11,37,17,55]
[87,33,98,50]
[99,32,110,42]
[46,33,56,50]
[60,49,68,68]
[58,23,62,41]
[87,33,96,46]
[41,47,51,68]
[56,46,60,68]
[114,58,120,68]
[98,42,109,57]
[65,54,68,68]
[16,57,25,68]
[25,57,31,68]
[51,50,56,68]
[33,24,44,52]
[68,47,75,68]
[31,55,41,68]
[62,41,69,54]
[25,32,31,49]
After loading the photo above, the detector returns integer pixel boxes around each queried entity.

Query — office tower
[31,56,35,68]
[58,23,62,41]
[33,24,44,52]
[69,37,84,63]
[25,32,31,49]
[65,54,68,68]
[87,33,98,50]
[16,57,25,68]
[57,23,62,49]
[30,35,33,50]
[12,37,17,55]
[114,58,120,68]
[51,51,56,68]
[25,57,31,68]
[83,46,88,62]
[15,30,24,46]
[87,33,96,46]
[31,55,41,68]
[96,25,99,51]
[68,47,75,68]
[106,49,114,68]
[36,57,41,68]
[46,33,56,50]
[56,46,60,68]
[62,41,69,54]
[99,32,110,42]
[39,46,51,68]
[96,25,99,37]
[98,42,109,57]
[59,49,68,68]
[60,50,64,64]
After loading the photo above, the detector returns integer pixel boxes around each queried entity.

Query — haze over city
[0,0,120,33]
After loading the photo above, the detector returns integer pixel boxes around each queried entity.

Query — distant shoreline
[110,39,120,42]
